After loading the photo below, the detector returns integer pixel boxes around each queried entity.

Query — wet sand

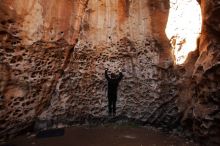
[7,125,199,146]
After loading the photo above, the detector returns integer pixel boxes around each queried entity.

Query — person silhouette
[105,68,123,116]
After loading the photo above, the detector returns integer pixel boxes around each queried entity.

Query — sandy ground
[6,125,199,146]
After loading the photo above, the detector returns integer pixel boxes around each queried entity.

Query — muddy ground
[4,124,200,146]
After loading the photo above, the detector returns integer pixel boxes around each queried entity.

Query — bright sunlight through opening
[165,0,202,65]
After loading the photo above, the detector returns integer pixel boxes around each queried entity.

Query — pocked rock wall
[1,0,219,145]
[173,0,220,145]
[0,0,175,138]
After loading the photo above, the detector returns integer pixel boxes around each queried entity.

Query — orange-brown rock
[0,0,173,140]
[0,0,220,146]
[176,0,220,145]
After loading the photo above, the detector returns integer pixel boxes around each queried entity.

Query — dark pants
[108,96,117,115]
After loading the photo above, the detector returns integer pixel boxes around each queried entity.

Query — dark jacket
[105,70,123,99]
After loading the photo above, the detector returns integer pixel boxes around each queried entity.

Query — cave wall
[176,0,220,145]
[0,0,173,138]
[2,0,219,145]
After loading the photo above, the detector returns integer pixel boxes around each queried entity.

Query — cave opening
[165,0,202,65]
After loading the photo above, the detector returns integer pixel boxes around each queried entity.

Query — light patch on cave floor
[165,0,202,65]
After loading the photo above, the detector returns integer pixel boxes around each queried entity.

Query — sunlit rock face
[0,0,86,45]
[0,0,176,138]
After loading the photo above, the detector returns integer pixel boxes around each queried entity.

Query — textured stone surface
[0,0,174,140]
[0,0,87,45]
[1,0,219,145]
[175,0,220,145]
[39,37,160,120]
